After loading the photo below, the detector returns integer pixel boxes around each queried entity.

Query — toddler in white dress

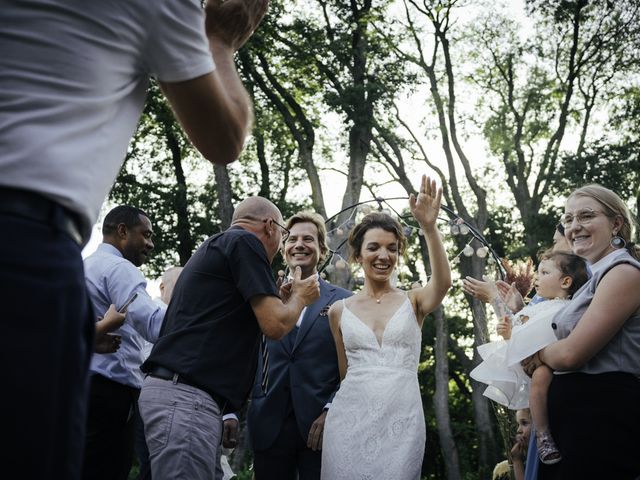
[471,252,588,465]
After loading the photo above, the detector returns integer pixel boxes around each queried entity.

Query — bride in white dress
[321,176,451,480]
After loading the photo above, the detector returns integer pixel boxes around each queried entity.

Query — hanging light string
[316,196,506,280]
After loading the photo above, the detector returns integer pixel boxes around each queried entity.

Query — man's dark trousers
[0,212,94,480]
[253,408,322,480]
[82,374,139,480]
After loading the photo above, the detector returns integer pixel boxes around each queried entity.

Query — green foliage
[483,205,563,262]
[552,141,640,215]
[110,83,219,278]
[107,1,640,477]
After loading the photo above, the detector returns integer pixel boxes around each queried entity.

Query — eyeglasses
[559,209,607,229]
[242,215,290,242]
[269,218,290,242]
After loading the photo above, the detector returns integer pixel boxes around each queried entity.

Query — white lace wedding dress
[321,297,425,480]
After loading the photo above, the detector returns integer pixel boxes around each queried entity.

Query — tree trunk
[165,127,195,266]
[462,254,500,477]
[433,305,463,480]
[214,164,234,230]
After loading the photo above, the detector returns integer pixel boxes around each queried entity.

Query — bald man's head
[231,197,284,263]
[231,196,282,224]
[159,266,183,305]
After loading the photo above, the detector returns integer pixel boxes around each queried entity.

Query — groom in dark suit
[248,211,352,480]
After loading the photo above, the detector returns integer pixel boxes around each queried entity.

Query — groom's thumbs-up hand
[290,266,320,306]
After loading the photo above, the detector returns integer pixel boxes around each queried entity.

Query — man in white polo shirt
[0,1,268,478]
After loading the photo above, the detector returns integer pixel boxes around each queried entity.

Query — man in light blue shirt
[83,205,166,480]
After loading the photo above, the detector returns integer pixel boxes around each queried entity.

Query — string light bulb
[476,246,488,258]
[463,244,474,257]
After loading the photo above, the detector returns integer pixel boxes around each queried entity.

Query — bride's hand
[409,175,442,230]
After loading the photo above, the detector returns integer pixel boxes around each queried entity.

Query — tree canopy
[108,2,639,478]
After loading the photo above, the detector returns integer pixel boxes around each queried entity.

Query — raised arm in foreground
[160,0,269,164]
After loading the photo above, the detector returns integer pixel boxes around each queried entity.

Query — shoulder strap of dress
[596,255,640,288]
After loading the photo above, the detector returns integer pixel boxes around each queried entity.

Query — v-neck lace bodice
[340,297,421,372]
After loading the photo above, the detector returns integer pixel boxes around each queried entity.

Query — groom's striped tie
[260,334,270,394]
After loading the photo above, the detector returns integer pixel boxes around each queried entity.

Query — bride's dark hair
[348,212,407,263]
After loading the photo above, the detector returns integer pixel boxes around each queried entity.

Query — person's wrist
[419,222,438,234]
[289,293,307,310]
[208,40,236,60]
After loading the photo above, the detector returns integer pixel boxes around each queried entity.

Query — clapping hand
[462,276,498,304]
[205,0,270,52]
[496,315,512,340]
[496,280,525,313]
[409,175,442,230]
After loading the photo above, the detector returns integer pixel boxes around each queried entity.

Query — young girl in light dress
[471,252,588,465]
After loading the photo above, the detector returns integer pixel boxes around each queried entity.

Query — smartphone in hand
[118,293,138,313]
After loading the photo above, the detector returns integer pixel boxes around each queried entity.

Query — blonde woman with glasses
[522,184,640,480]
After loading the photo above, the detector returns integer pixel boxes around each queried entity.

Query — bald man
[159,266,183,306]
[139,197,320,480]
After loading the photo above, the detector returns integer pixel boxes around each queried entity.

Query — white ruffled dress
[470,299,568,409]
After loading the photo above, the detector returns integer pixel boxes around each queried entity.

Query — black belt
[0,187,87,246]
[146,366,228,411]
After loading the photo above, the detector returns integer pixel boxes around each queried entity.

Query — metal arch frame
[317,196,506,280]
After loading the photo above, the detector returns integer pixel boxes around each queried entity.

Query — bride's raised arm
[407,175,452,321]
